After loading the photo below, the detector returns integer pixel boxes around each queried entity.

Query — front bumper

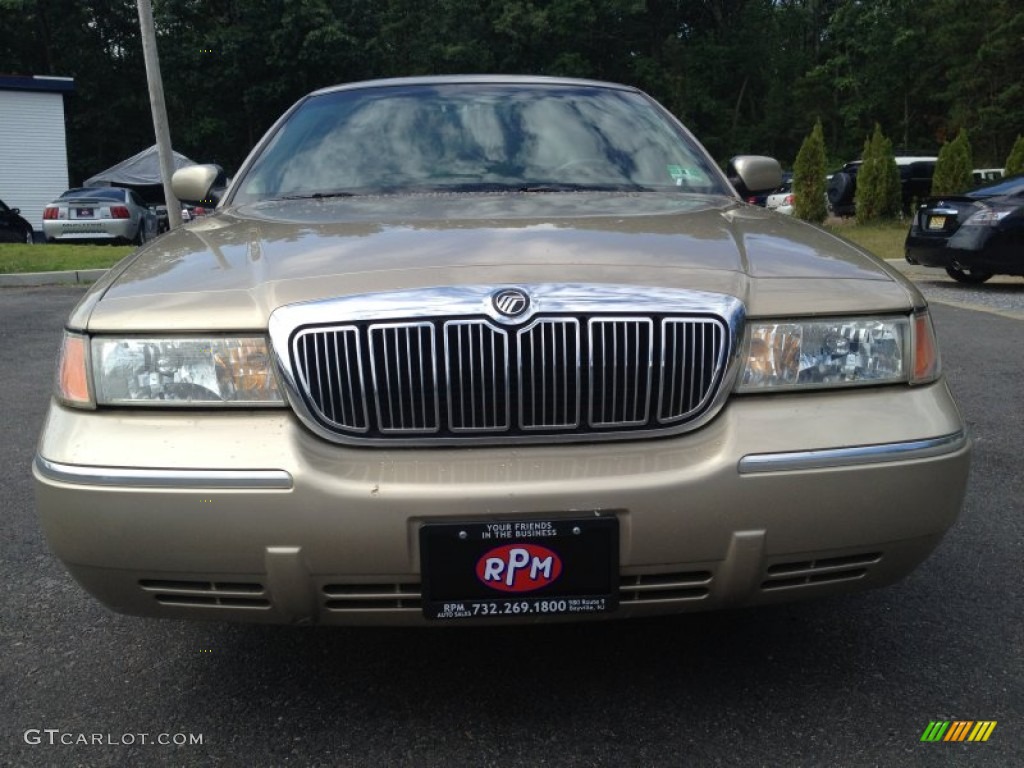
[34,382,970,625]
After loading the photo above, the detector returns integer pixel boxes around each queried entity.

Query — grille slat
[292,313,727,442]
[369,323,439,433]
[339,331,358,427]
[659,318,723,423]
[519,318,580,430]
[589,318,652,427]
[313,333,326,421]
[295,328,369,432]
[446,321,509,432]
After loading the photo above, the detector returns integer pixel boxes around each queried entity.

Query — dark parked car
[0,198,34,243]
[153,205,170,234]
[828,156,937,217]
[905,174,1024,283]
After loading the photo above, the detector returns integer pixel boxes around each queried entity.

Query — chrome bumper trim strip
[738,431,968,474]
[34,456,293,489]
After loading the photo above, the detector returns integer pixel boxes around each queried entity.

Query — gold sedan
[35,76,969,625]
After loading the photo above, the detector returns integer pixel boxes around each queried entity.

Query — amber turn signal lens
[56,333,93,407]
[912,312,940,384]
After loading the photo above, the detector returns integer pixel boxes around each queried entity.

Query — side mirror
[726,156,783,199]
[172,164,227,206]
[11,208,20,215]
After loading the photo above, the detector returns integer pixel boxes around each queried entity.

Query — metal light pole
[137,0,182,229]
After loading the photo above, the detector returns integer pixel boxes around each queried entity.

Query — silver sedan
[42,186,158,245]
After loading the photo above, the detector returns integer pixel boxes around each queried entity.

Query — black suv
[827,156,937,217]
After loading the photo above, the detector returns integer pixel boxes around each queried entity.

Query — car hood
[75,193,918,331]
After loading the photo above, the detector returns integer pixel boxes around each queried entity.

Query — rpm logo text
[476,544,562,592]
[920,720,997,742]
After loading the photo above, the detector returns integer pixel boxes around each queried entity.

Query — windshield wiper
[518,182,653,193]
[275,191,358,201]
[272,182,655,199]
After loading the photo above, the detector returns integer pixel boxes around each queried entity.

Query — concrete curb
[0,268,108,287]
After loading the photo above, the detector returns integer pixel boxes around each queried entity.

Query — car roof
[846,156,937,168]
[967,174,1024,198]
[311,75,642,98]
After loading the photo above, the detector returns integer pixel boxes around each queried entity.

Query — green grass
[823,218,909,261]
[0,243,134,273]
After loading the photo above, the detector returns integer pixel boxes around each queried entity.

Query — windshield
[233,84,727,203]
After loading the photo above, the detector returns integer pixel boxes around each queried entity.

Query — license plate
[926,215,946,230]
[76,208,94,218]
[420,516,619,620]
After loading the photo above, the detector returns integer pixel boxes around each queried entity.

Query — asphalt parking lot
[887,260,1024,320]
[1,277,1021,767]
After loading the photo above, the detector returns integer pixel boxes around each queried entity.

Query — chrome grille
[589,318,652,427]
[368,323,439,432]
[445,321,510,432]
[659,319,727,423]
[291,314,729,443]
[519,318,580,429]
[294,326,369,432]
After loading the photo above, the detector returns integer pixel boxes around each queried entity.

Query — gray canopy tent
[84,144,195,203]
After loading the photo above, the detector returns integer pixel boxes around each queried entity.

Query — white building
[0,75,75,234]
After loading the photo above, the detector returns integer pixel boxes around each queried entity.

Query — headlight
[90,337,284,406]
[736,312,940,392]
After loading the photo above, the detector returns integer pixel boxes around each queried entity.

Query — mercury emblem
[492,288,530,317]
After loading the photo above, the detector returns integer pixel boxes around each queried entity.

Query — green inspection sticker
[667,164,705,185]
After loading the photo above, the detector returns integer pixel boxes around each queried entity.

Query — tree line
[2,0,1022,186]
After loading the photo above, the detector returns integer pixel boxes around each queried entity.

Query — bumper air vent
[322,583,422,611]
[761,552,883,591]
[138,579,270,608]
[619,570,713,603]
